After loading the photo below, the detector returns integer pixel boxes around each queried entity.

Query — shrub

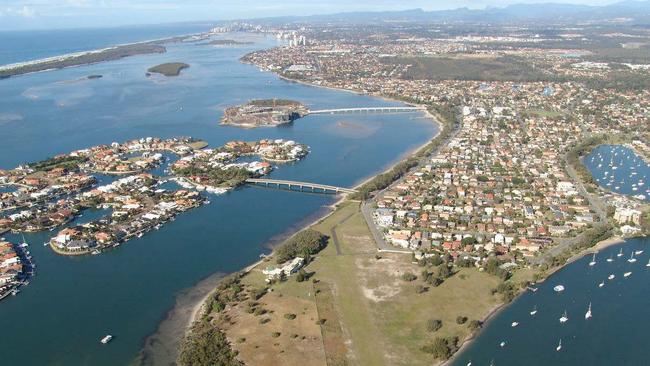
[276,229,328,264]
[415,284,427,294]
[456,316,468,325]
[284,313,297,320]
[426,319,443,332]
[401,272,417,282]
[468,320,482,331]
[421,336,458,360]
[316,318,327,325]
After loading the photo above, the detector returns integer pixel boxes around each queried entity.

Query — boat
[624,271,632,277]
[646,259,650,268]
[635,250,643,255]
[588,252,597,266]
[556,339,562,352]
[20,234,29,247]
[553,285,565,292]
[559,310,569,323]
[617,248,624,257]
[43,242,49,247]
[608,274,615,280]
[598,281,604,288]
[466,362,472,366]
[511,321,519,327]
[100,335,113,344]
[607,254,614,262]
[585,303,592,319]
[530,306,537,316]
[500,341,506,347]
[628,252,636,263]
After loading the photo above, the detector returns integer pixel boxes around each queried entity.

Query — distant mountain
[245,1,650,25]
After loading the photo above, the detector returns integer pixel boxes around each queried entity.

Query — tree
[275,229,328,264]
[179,320,243,366]
[421,336,458,360]
[402,272,417,282]
[456,316,468,325]
[438,264,452,278]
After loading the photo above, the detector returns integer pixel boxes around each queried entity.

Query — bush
[415,284,427,294]
[401,272,417,281]
[468,320,482,331]
[426,275,443,287]
[421,336,458,360]
[179,320,243,366]
[426,319,443,332]
[276,229,328,264]
[456,316,468,325]
[284,313,297,320]
[316,318,327,325]
[271,332,281,338]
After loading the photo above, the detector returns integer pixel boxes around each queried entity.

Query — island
[147,62,190,77]
[205,39,254,46]
[221,99,309,128]
[0,137,310,257]
[0,43,166,79]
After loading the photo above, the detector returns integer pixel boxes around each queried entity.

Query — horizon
[0,0,634,31]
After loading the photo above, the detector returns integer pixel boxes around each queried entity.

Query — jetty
[308,106,424,114]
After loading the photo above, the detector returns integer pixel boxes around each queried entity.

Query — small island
[221,99,309,128]
[147,62,190,77]
[205,39,254,46]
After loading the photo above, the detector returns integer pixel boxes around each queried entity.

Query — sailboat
[585,303,592,319]
[646,259,650,268]
[589,252,597,266]
[511,321,519,327]
[598,281,604,288]
[20,234,29,247]
[556,339,562,352]
[606,254,614,262]
[608,274,615,280]
[617,248,624,257]
[624,271,632,277]
[559,310,569,323]
[628,252,637,263]
[530,306,537,316]
[635,250,644,255]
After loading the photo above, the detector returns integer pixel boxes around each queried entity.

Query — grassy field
[223,202,506,365]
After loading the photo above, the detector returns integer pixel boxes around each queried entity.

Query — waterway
[451,145,649,366]
[0,31,438,365]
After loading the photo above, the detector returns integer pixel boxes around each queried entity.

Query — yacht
[585,303,592,319]
[500,341,506,348]
[646,259,650,268]
[511,321,519,327]
[588,252,597,266]
[559,311,569,323]
[100,335,113,344]
[598,281,604,288]
[608,274,615,280]
[617,248,624,257]
[530,306,537,316]
[20,234,29,247]
[556,339,562,352]
[553,285,565,292]
[606,254,614,262]
[634,250,643,255]
[624,271,632,277]
[628,252,637,263]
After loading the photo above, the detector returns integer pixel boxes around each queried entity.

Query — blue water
[451,145,649,366]
[0,23,211,65]
[584,145,649,201]
[0,31,437,365]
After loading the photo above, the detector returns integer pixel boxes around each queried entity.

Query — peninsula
[221,99,309,128]
[0,43,166,79]
[147,62,190,77]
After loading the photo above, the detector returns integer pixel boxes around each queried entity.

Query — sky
[0,0,625,31]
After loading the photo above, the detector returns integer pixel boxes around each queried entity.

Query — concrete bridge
[308,106,424,115]
[245,178,357,194]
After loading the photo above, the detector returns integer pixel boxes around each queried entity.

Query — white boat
[511,321,519,327]
[500,341,506,347]
[466,362,472,366]
[608,274,615,280]
[646,259,650,268]
[598,281,604,288]
[588,252,597,266]
[635,250,643,255]
[617,248,624,257]
[585,303,592,319]
[628,252,637,263]
[559,310,569,323]
[607,254,614,262]
[556,339,562,352]
[20,234,29,247]
[624,271,632,277]
[553,285,565,292]
[100,335,113,344]
[530,306,537,316]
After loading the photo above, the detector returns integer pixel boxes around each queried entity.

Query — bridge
[245,178,357,194]
[308,106,424,115]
